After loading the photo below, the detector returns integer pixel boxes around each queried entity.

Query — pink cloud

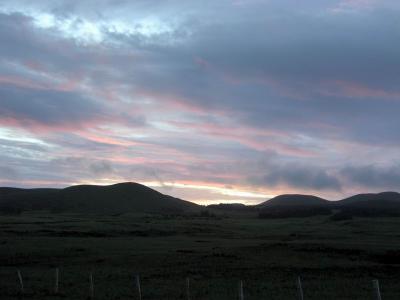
[75,131,142,147]
[0,113,110,134]
[319,80,400,99]
[136,89,219,115]
[23,60,47,73]
[0,75,51,90]
[168,120,316,157]
[0,74,84,93]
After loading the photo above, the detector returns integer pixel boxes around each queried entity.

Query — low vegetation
[0,211,400,299]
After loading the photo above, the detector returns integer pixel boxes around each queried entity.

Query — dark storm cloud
[246,162,400,193]
[248,162,341,191]
[0,85,106,129]
[192,11,400,86]
[341,164,400,190]
[0,13,87,73]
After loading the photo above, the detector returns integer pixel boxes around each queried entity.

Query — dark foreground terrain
[1,211,400,300]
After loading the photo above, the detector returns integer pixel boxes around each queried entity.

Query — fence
[13,268,384,299]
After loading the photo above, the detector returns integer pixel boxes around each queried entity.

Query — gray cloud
[0,1,400,200]
[0,85,106,128]
[2,5,399,146]
[98,4,400,146]
[341,164,400,190]
[0,165,19,180]
[89,160,114,176]
[48,157,116,180]
[247,162,342,191]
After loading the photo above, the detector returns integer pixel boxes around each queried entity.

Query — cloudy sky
[0,0,399,204]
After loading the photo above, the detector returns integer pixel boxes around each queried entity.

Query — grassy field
[0,211,400,299]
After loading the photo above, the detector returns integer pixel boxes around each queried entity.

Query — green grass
[0,212,400,299]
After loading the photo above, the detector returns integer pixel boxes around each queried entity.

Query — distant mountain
[334,192,400,218]
[258,194,331,218]
[338,192,400,206]
[258,194,329,207]
[2,184,400,218]
[258,192,400,219]
[0,182,199,214]
[0,187,59,212]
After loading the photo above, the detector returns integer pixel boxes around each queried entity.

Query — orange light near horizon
[141,181,275,199]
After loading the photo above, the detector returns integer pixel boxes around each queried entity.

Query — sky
[0,0,400,204]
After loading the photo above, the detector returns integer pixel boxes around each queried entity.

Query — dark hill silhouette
[258,194,331,218]
[258,192,400,219]
[2,184,400,218]
[0,182,199,214]
[0,187,59,213]
[339,192,400,206]
[333,192,400,218]
[259,194,329,207]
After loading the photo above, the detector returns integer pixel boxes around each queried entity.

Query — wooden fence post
[89,272,94,299]
[136,275,142,300]
[54,268,59,294]
[17,269,24,294]
[239,280,244,300]
[297,276,304,300]
[186,277,191,300]
[372,279,382,300]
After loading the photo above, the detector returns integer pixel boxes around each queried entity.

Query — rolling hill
[0,182,199,214]
[258,192,400,218]
[334,192,400,218]
[2,183,400,218]
[338,191,400,206]
[258,194,329,207]
[257,194,332,218]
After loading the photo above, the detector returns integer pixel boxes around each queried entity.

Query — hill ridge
[2,183,400,217]
[0,182,199,214]
[257,191,400,218]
